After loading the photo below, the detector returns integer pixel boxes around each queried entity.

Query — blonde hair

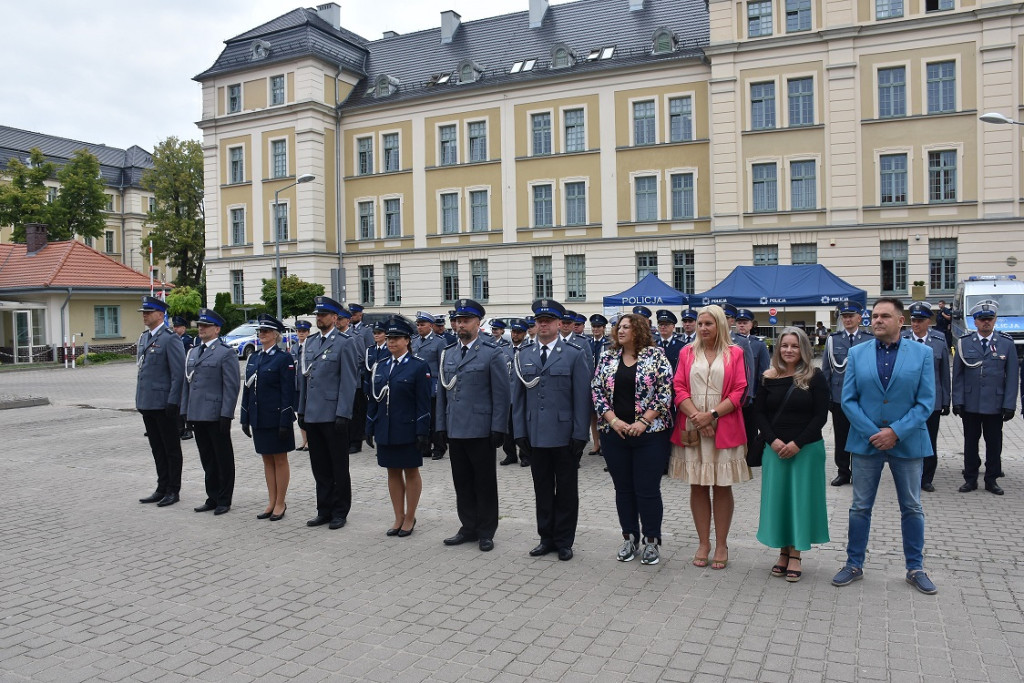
[769,326,816,390]
[693,305,733,361]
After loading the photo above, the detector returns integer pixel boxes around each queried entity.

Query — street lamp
[979,112,1024,126]
[274,173,316,320]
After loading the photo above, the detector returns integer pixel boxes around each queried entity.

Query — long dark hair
[611,313,655,352]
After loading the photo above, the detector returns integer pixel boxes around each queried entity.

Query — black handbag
[747,380,796,468]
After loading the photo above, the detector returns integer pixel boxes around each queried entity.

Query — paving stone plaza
[2,361,1023,682]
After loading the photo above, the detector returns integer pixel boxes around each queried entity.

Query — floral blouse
[591,345,674,434]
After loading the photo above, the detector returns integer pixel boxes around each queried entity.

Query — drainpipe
[60,287,72,360]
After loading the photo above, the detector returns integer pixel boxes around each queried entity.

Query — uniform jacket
[135,325,185,411]
[671,344,747,449]
[350,322,375,350]
[297,329,360,423]
[435,337,512,438]
[729,332,755,403]
[177,333,196,352]
[511,339,592,447]
[180,339,241,421]
[738,334,771,398]
[241,347,296,430]
[592,345,674,436]
[842,339,935,458]
[657,335,685,372]
[365,354,432,445]
[411,332,445,397]
[953,332,1019,414]
[901,330,951,411]
[588,335,611,369]
[501,338,536,362]
[362,344,390,395]
[291,341,306,393]
[561,332,595,373]
[821,329,874,403]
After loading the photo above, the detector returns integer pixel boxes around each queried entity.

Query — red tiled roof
[0,240,172,290]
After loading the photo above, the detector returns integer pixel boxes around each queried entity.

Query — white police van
[952,275,1024,353]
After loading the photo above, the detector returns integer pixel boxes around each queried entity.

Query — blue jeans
[846,453,925,571]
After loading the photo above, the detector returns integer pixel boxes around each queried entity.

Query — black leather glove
[334,416,349,434]
[416,435,430,456]
[570,439,587,459]
[1003,409,1015,422]
[952,405,963,417]
[297,415,305,430]
[490,431,505,449]
[242,423,252,438]
[278,427,290,440]
[219,417,231,434]
[166,403,179,419]
[366,434,375,448]
[435,431,448,448]
[940,406,950,416]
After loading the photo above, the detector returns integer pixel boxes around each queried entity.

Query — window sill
[425,159,500,171]
[742,208,826,217]
[94,335,125,340]
[220,181,252,189]
[862,110,976,125]
[344,168,412,181]
[742,123,824,135]
[515,148,600,161]
[615,139,707,152]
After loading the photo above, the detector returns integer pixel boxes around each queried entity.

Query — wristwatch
[710,410,720,420]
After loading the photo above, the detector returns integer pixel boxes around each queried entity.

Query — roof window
[458,60,484,84]
[587,47,615,61]
[510,59,537,74]
[600,46,615,60]
[551,45,573,69]
[652,29,675,54]
[374,74,399,97]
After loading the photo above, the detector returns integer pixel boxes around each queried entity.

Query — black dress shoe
[328,517,346,529]
[386,527,401,537]
[959,482,978,493]
[397,519,416,537]
[558,547,574,561]
[256,511,273,520]
[520,457,531,467]
[431,453,444,460]
[180,430,193,441]
[529,542,555,557]
[479,538,494,552]
[306,514,330,527]
[830,475,851,487]
[499,455,517,466]
[156,493,179,507]
[985,483,1005,496]
[443,532,475,546]
[194,503,216,512]
[269,505,286,521]
[214,506,230,515]
[921,483,936,493]
[348,444,362,454]
[139,491,163,504]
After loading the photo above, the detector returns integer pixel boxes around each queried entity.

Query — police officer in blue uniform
[433,315,457,345]
[953,301,1019,495]
[181,308,241,515]
[171,315,196,441]
[136,296,186,507]
[292,320,312,451]
[436,299,512,552]
[655,310,684,372]
[362,320,390,396]
[525,316,537,344]
[335,307,369,454]
[489,319,511,347]
[721,302,756,407]
[558,310,580,344]
[587,314,612,454]
[901,302,951,493]
[512,299,592,561]
[298,296,361,528]
[678,309,698,345]
[348,303,375,349]
[821,299,873,486]
[572,312,587,339]
[501,319,535,466]
[412,311,446,461]
[735,308,771,454]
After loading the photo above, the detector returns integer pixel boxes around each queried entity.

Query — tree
[48,150,107,241]
[261,275,325,320]
[165,286,202,320]
[142,137,205,288]
[0,148,55,241]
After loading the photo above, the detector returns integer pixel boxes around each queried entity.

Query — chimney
[315,2,341,29]
[383,30,399,39]
[25,223,48,255]
[629,0,645,10]
[530,0,549,28]
[440,10,461,44]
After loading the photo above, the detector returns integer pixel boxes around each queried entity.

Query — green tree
[142,137,205,288]
[165,285,202,320]
[261,275,325,320]
[48,150,108,241]
[0,148,55,241]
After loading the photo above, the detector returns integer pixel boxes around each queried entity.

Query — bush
[83,351,134,364]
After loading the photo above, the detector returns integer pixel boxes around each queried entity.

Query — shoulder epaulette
[998,331,1014,340]
[564,341,582,350]
[340,331,351,338]
[959,331,973,338]
[443,341,458,350]
[480,339,497,348]
[829,330,844,336]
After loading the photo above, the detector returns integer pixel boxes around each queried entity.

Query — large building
[196,0,1024,324]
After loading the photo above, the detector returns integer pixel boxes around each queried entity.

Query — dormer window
[652,28,675,54]
[458,60,483,84]
[375,74,399,97]
[551,45,573,69]
[250,39,271,61]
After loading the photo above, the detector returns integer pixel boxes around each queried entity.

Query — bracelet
[610,417,620,426]
[638,417,651,427]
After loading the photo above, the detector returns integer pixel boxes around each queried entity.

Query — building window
[357,137,373,175]
[926,61,956,114]
[229,147,244,184]
[750,82,775,130]
[790,160,816,210]
[270,75,285,106]
[471,259,489,301]
[533,185,553,227]
[533,257,553,298]
[878,67,906,118]
[94,306,120,338]
[230,208,245,245]
[272,266,287,281]
[672,250,695,293]
[441,193,459,233]
[880,240,908,294]
[752,163,778,213]
[228,84,241,113]
[634,176,658,222]
[633,100,656,146]
[748,1,773,37]
[786,0,811,32]
[148,197,156,213]
[382,133,400,172]
[926,0,954,12]
[565,255,587,301]
[439,125,457,165]
[384,198,401,237]
[385,263,402,304]
[553,47,572,68]
[564,182,586,226]
[668,97,693,142]
[441,261,460,302]
[84,236,94,248]
[532,113,552,156]
[653,29,674,54]
[274,202,288,242]
[231,270,244,303]
[564,109,586,153]
[928,150,957,203]
[270,139,287,179]
[791,243,817,265]
[468,121,487,162]
[753,245,779,266]
[358,201,375,239]
[359,265,375,306]
[929,238,957,292]
[880,153,908,205]
[469,190,489,232]
[47,187,58,203]
[105,195,114,212]
[787,78,813,127]
[876,0,903,19]
[104,231,115,254]
[670,173,695,220]
[636,252,658,281]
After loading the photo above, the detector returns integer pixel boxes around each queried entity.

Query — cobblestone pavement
[1,361,1022,682]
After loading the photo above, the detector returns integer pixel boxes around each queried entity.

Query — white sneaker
[640,542,660,565]
[616,537,637,562]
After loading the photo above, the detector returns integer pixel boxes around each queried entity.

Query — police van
[952,275,1024,353]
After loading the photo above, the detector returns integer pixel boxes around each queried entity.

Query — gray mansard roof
[0,126,153,189]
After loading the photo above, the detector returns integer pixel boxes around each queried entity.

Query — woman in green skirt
[752,327,830,582]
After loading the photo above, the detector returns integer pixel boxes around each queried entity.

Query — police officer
[572,313,587,338]
[335,308,368,454]
[721,303,756,410]
[558,310,579,344]
[171,315,196,441]
[433,315,457,345]
[436,298,512,552]
[412,311,446,461]
[181,308,241,515]
[363,320,390,396]
[348,303,375,349]
[632,305,653,320]
[587,314,612,454]
[501,319,535,467]
[512,299,592,561]
[292,320,312,451]
[525,316,538,344]
[655,310,684,372]
[821,299,873,486]
[901,302,951,493]
[490,319,511,347]
[136,296,186,507]
[953,301,1018,495]
[735,308,771,453]
[678,309,698,345]
[298,296,361,529]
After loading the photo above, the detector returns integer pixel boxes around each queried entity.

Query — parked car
[223,322,298,359]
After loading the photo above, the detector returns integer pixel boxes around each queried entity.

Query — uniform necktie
[461,345,468,359]
[917,338,924,344]
[198,343,207,358]
[849,334,855,344]
[981,338,989,353]
[540,345,548,366]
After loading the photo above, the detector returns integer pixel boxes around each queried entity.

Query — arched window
[457,60,482,84]
[652,29,675,55]
[552,47,571,69]
[375,75,397,97]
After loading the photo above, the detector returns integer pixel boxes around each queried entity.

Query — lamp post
[979,112,1024,126]
[274,173,316,320]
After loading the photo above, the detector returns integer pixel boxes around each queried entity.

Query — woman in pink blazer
[670,305,750,570]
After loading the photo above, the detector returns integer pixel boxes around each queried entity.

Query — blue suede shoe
[831,566,863,587]
[906,570,938,595]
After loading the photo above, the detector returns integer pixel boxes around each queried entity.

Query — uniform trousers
[922,411,941,486]
[831,404,852,478]
[191,421,235,507]
[431,396,446,456]
[306,421,352,520]
[140,410,183,495]
[962,412,1004,486]
[350,390,367,448]
[449,437,499,539]
[742,404,759,459]
[530,445,579,548]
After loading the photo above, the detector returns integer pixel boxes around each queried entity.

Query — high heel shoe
[386,526,401,537]
[269,504,286,521]
[256,509,273,520]
[397,518,416,537]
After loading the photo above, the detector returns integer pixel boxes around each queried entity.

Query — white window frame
[746,157,782,213]
[782,71,816,128]
[629,170,662,223]
[921,54,960,115]
[922,142,963,204]
[559,105,588,154]
[436,121,459,166]
[464,118,489,163]
[380,129,401,172]
[228,145,244,184]
[747,76,780,131]
[528,180,556,228]
[269,199,290,242]
[269,74,286,106]
[228,204,247,246]
[227,83,242,113]
[873,146,915,206]
[665,167,699,220]
[664,91,696,143]
[355,135,374,176]
[874,59,911,119]
[269,136,288,179]
[355,197,376,240]
[628,96,659,146]
[437,188,461,233]
[382,194,404,238]
[560,176,590,226]
[783,154,821,211]
[466,185,491,232]
[526,107,555,157]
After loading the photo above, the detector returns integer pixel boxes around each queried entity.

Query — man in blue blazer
[834,298,937,595]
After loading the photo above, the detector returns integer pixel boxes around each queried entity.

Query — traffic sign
[768,316,778,325]
[768,307,778,316]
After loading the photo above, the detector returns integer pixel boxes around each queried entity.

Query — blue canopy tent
[686,265,867,308]
[603,273,687,308]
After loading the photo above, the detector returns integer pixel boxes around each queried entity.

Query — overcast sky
[4,0,575,153]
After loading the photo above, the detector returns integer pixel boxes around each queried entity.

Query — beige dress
[669,350,752,486]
